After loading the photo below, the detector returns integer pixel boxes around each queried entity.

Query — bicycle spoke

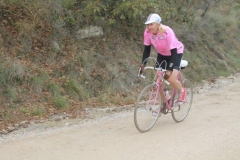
[134,83,163,133]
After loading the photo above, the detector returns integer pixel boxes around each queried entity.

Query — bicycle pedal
[162,104,169,114]
[162,111,168,114]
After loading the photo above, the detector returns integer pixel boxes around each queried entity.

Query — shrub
[0,60,27,85]
[63,78,88,100]
[74,0,196,36]
[53,95,68,109]
[31,106,45,117]
[48,82,60,96]
[30,69,49,94]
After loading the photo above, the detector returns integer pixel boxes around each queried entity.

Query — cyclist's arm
[142,45,151,65]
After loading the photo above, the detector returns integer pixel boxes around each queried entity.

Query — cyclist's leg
[167,69,181,92]
[167,54,183,93]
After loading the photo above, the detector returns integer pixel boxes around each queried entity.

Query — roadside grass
[4,85,16,101]
[48,82,61,96]
[20,105,45,117]
[31,106,46,117]
[30,69,49,94]
[63,78,89,101]
[52,94,68,110]
[0,60,27,85]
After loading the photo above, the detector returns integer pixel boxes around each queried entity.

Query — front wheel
[171,79,193,123]
[134,83,163,133]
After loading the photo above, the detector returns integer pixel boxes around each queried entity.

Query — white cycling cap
[145,13,161,24]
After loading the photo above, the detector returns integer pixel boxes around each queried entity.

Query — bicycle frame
[139,56,187,111]
[153,69,182,111]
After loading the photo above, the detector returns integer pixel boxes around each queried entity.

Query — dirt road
[0,75,240,160]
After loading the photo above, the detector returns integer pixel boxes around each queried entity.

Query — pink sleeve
[166,28,176,50]
[143,29,151,45]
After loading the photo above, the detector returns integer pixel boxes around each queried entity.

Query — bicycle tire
[134,83,163,133]
[171,79,193,123]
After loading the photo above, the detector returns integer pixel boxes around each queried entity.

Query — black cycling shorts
[156,53,183,71]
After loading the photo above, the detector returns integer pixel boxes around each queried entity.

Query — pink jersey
[143,25,184,56]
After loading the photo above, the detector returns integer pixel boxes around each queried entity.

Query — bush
[76,0,195,34]
[48,82,60,96]
[63,78,88,100]
[53,95,68,109]
[0,60,27,85]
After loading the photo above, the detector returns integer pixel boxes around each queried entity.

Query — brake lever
[138,68,146,79]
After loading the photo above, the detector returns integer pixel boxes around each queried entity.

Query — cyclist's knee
[168,70,178,81]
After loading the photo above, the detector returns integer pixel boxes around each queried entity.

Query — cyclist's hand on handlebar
[139,64,145,75]
[164,70,172,80]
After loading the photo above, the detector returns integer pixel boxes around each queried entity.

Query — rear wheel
[134,83,163,133]
[171,79,193,123]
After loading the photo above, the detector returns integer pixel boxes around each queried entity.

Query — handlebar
[138,66,167,78]
[138,66,170,85]
[145,66,167,72]
[137,57,188,86]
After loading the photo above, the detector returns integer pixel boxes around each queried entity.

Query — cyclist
[139,13,186,102]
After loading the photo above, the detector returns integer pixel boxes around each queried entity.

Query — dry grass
[181,1,240,82]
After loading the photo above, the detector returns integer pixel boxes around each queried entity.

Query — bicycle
[134,57,193,133]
